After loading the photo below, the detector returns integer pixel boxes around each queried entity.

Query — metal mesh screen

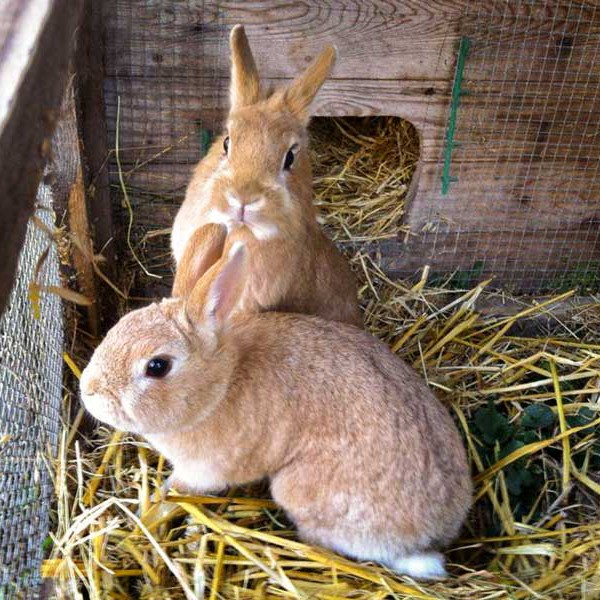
[0,187,63,597]
[101,1,600,298]
[413,0,600,292]
[103,1,227,299]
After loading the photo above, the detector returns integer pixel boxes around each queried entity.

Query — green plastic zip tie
[197,126,213,156]
[441,36,470,195]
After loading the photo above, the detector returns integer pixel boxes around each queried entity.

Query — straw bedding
[45,118,600,599]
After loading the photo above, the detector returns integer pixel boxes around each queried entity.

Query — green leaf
[505,465,534,496]
[521,404,555,429]
[566,407,595,429]
[517,429,539,444]
[474,404,513,444]
[41,535,53,553]
[500,438,525,459]
[506,467,525,495]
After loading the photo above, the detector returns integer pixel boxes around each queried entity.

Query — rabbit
[80,227,472,580]
[171,24,362,327]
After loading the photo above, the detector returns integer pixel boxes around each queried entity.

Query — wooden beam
[51,84,101,338]
[74,0,119,328]
[101,76,451,167]
[0,0,83,316]
[384,225,600,292]
[98,0,600,294]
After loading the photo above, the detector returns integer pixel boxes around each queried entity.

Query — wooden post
[0,0,84,317]
[51,84,101,338]
[74,0,119,329]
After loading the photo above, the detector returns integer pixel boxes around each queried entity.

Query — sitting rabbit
[171,25,361,326]
[81,225,472,580]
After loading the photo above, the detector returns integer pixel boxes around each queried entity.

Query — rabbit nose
[226,193,261,221]
[226,191,261,207]
[226,193,242,209]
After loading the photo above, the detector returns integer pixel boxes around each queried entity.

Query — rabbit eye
[145,357,171,378]
[223,136,230,156]
[283,146,297,171]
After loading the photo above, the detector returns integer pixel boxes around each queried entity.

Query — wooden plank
[102,1,600,80]
[51,84,100,338]
[408,159,600,231]
[0,0,83,316]
[103,0,463,81]
[385,224,600,292]
[74,0,119,328]
[102,76,450,166]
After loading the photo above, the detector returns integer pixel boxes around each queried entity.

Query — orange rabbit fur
[81,226,472,580]
[171,25,361,326]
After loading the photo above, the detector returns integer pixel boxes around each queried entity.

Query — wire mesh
[103,0,227,300]
[416,0,600,292]
[102,1,600,297]
[0,188,63,598]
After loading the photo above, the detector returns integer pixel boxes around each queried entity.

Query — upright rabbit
[171,25,361,326]
[81,227,472,580]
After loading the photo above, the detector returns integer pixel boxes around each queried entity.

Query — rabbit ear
[172,223,227,298]
[281,45,336,124]
[229,25,261,110]
[186,241,248,328]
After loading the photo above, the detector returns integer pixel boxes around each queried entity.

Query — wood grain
[387,224,600,292]
[103,0,462,80]
[102,1,599,80]
[98,0,600,292]
[75,0,119,328]
[408,159,600,230]
[0,0,83,316]
[51,84,100,338]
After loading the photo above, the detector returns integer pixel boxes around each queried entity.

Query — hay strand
[48,117,600,599]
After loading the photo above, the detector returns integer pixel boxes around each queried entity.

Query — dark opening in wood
[308,116,420,246]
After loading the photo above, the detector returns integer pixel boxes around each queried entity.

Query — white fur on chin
[205,207,235,230]
[248,221,279,240]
